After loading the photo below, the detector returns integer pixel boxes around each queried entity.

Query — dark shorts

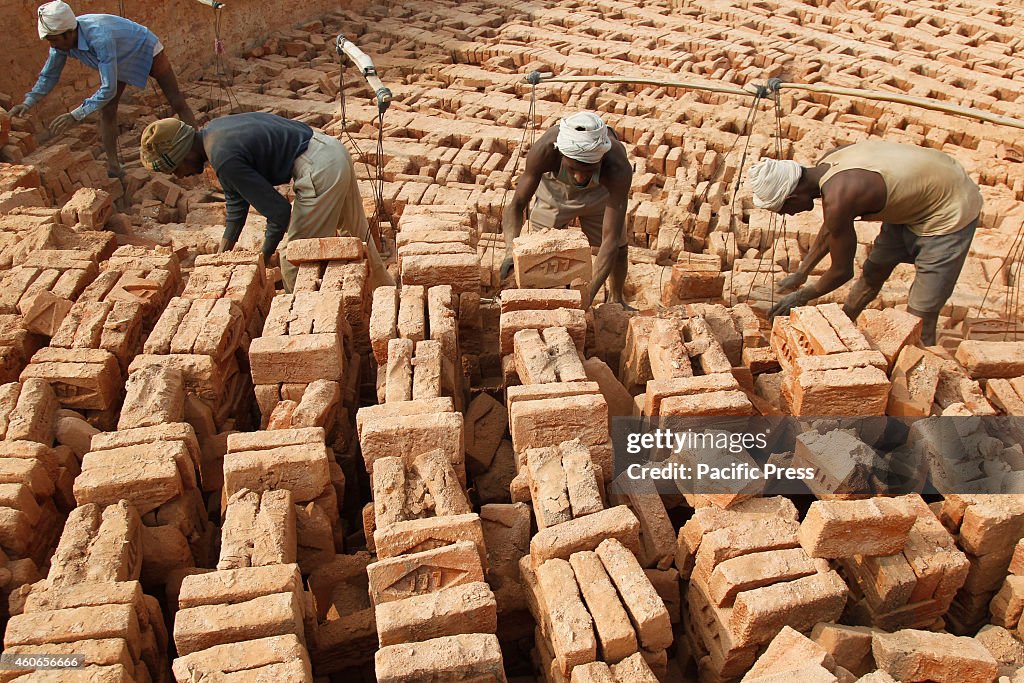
[866,217,978,314]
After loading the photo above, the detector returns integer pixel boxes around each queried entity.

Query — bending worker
[501,111,633,307]
[138,112,394,292]
[748,140,982,346]
[11,1,196,178]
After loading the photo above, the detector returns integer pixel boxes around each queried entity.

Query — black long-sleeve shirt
[201,113,313,256]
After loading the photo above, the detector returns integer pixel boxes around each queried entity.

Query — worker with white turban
[502,111,633,308]
[748,142,982,346]
[10,1,196,178]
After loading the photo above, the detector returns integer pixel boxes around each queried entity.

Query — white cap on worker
[37,1,76,39]
[747,158,803,212]
[554,111,612,164]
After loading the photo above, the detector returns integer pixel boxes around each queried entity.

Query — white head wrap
[747,159,804,212]
[37,1,76,39]
[554,111,612,164]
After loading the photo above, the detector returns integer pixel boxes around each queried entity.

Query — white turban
[747,159,803,212]
[37,1,76,39]
[554,111,612,164]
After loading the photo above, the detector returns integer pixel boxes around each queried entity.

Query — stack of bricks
[804,496,968,632]
[990,538,1024,635]
[250,289,351,431]
[499,289,586,387]
[365,450,504,681]
[289,236,372,355]
[397,205,481,296]
[938,495,1024,634]
[171,564,315,682]
[679,497,848,680]
[0,379,72,620]
[131,293,247,436]
[370,283,462,411]
[512,229,592,298]
[21,142,120,206]
[0,249,98,320]
[75,245,183,334]
[354,395,505,679]
[768,303,891,415]
[520,536,668,681]
[58,187,113,231]
[73,413,212,589]
[955,340,1024,416]
[222,427,342,575]
[661,251,725,307]
[4,502,169,682]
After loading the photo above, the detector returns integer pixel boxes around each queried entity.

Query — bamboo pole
[776,81,1024,131]
[531,73,757,99]
[528,72,1024,131]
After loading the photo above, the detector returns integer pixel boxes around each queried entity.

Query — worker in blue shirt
[10,1,196,178]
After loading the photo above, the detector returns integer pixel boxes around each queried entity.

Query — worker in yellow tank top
[747,140,983,345]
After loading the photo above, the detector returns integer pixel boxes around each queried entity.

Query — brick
[219,489,296,570]
[359,411,465,484]
[413,448,471,515]
[609,652,659,682]
[385,337,413,403]
[355,397,454,436]
[286,236,364,263]
[6,378,58,444]
[791,305,848,355]
[367,540,485,605]
[788,364,890,416]
[857,308,922,369]
[799,498,916,558]
[730,571,848,647]
[75,444,185,515]
[531,506,640,568]
[249,334,344,384]
[642,373,740,416]
[954,341,1024,379]
[536,558,597,675]
[172,634,310,682]
[693,517,801,580]
[412,339,444,400]
[172,590,305,656]
[223,443,330,502]
[569,551,637,664]
[464,393,507,474]
[374,513,487,569]
[571,662,617,683]
[872,629,998,683]
[397,284,426,343]
[609,475,675,569]
[707,548,818,607]
[118,362,184,429]
[499,289,582,313]
[745,626,835,680]
[811,623,875,676]
[647,318,693,380]
[510,393,608,454]
[21,347,121,411]
[991,576,1024,629]
[375,581,497,646]
[374,633,506,683]
[596,538,672,651]
[513,229,592,290]
[370,286,398,364]
[401,252,480,295]
[5,603,141,657]
[19,290,73,337]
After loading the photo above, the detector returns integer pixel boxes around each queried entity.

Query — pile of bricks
[396,205,481,296]
[767,303,891,415]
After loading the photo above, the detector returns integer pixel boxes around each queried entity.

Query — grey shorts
[866,217,978,314]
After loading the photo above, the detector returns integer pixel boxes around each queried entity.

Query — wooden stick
[777,81,1024,131]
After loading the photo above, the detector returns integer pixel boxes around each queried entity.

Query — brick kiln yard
[0,0,1023,681]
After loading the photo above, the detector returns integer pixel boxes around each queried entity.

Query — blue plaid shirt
[24,14,159,120]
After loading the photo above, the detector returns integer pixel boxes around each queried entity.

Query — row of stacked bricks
[494,278,674,681]
[357,209,508,681]
[168,238,371,680]
[0,243,199,682]
[33,249,271,681]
